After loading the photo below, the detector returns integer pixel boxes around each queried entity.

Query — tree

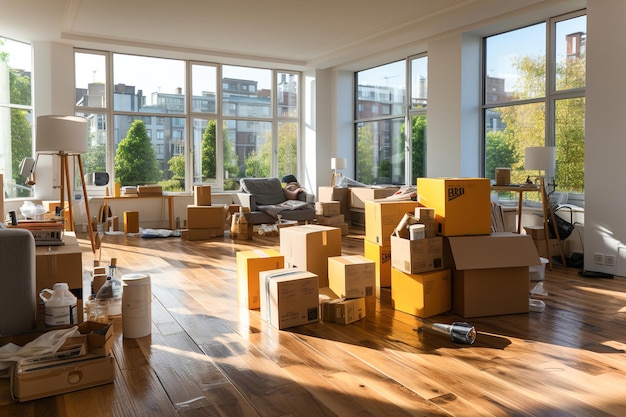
[114,120,162,186]
[356,124,375,184]
[7,65,32,196]
[485,130,519,181]
[83,142,106,174]
[201,120,237,182]
[411,115,427,182]
[162,154,184,191]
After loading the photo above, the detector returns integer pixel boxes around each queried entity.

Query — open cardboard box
[445,232,540,318]
[0,321,115,402]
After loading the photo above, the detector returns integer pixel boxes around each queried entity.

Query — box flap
[447,232,540,270]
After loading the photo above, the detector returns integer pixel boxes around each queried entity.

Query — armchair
[232,177,316,225]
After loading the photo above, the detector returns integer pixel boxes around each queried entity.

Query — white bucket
[529,257,549,281]
[122,273,152,338]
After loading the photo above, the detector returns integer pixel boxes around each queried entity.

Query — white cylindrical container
[39,283,78,327]
[122,273,152,338]
[409,224,426,240]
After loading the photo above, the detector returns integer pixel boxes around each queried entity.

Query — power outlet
[593,253,604,265]
[605,255,616,267]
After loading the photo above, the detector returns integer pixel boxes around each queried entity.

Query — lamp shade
[36,115,89,154]
[331,157,347,170]
[525,146,555,172]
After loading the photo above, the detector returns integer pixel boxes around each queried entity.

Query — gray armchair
[232,177,316,225]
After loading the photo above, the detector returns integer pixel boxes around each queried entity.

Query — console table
[491,181,566,268]
[103,195,175,230]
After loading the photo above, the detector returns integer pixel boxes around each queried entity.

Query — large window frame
[482,10,586,199]
[74,50,301,194]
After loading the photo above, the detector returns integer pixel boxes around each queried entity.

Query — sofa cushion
[240,178,286,205]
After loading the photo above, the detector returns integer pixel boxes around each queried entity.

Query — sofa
[0,225,37,336]
[232,177,316,225]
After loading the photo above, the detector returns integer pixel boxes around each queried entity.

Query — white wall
[584,0,626,275]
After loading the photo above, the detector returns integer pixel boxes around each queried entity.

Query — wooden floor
[2,229,626,416]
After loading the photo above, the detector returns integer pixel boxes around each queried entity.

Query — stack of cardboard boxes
[182,185,226,241]
[315,201,349,235]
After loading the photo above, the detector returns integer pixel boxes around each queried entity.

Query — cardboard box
[391,268,452,318]
[328,255,375,299]
[181,227,224,240]
[365,200,421,246]
[416,178,491,236]
[137,185,162,195]
[316,201,341,216]
[236,249,284,309]
[533,238,562,259]
[495,168,511,185]
[320,294,366,325]
[316,214,344,225]
[123,211,139,234]
[524,226,547,240]
[279,225,342,287]
[390,235,443,274]
[259,269,319,330]
[445,233,540,318]
[194,185,212,206]
[187,205,225,229]
[363,239,391,289]
[1,321,115,402]
[350,187,399,209]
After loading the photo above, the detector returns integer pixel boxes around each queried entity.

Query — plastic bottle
[39,283,78,327]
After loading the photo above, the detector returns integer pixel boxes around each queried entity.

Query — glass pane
[410,56,427,110]
[410,115,427,183]
[555,15,586,91]
[0,37,32,106]
[555,97,585,193]
[75,111,107,186]
[113,115,185,190]
[277,72,298,117]
[277,121,298,181]
[356,60,406,119]
[192,118,217,184]
[484,103,545,185]
[485,23,546,104]
[75,52,106,108]
[222,66,271,118]
[2,109,33,198]
[191,64,217,113]
[113,54,185,114]
[223,119,272,190]
[356,118,405,185]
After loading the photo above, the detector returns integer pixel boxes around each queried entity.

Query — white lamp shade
[525,146,556,172]
[36,115,89,154]
[331,157,347,170]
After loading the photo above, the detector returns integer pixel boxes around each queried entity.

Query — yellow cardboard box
[391,268,451,318]
[123,211,139,234]
[390,235,443,274]
[236,249,284,309]
[417,178,491,236]
[363,239,391,290]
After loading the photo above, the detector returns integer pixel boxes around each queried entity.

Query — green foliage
[83,143,106,174]
[356,124,375,184]
[162,154,185,191]
[201,120,217,180]
[485,130,519,180]
[10,109,32,195]
[411,115,427,182]
[114,120,162,186]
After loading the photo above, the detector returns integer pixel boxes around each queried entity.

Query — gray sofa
[232,177,316,225]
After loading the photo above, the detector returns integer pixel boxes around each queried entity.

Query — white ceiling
[1,0,584,70]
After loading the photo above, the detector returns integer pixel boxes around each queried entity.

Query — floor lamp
[525,146,566,267]
[36,115,96,253]
[330,157,347,187]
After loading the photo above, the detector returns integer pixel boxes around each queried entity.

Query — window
[355,60,407,185]
[409,54,428,183]
[1,37,33,198]
[483,11,586,195]
[75,52,301,193]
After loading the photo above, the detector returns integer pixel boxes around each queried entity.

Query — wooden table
[103,195,175,230]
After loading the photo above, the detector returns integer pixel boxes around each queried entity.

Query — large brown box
[445,233,540,318]
[194,185,212,206]
[363,239,391,290]
[137,185,163,195]
[279,225,342,288]
[350,187,399,209]
[318,186,350,218]
[187,205,225,229]
[35,232,83,323]
[364,200,421,246]
[328,255,375,299]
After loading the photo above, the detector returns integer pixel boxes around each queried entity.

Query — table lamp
[525,146,556,180]
[330,157,347,186]
[36,115,96,252]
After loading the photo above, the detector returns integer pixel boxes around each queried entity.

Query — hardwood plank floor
[2,228,626,416]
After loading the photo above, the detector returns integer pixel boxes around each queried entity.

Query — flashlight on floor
[416,321,477,345]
